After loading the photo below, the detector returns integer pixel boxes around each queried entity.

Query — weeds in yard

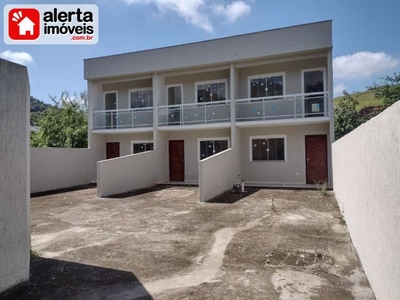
[315,179,329,197]
[271,195,276,212]
[30,249,42,258]
[338,213,346,225]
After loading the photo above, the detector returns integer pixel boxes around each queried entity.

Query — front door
[169,140,184,182]
[106,142,120,159]
[305,135,328,184]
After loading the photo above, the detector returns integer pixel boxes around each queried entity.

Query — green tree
[375,72,400,107]
[334,91,363,140]
[31,91,88,148]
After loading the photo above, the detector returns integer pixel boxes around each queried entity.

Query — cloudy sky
[1,0,400,102]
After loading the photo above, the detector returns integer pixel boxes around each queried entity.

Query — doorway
[169,140,184,181]
[106,142,120,159]
[305,135,328,184]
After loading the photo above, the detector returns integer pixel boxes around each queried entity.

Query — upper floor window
[196,80,227,103]
[166,84,182,105]
[130,88,153,109]
[303,69,325,93]
[249,73,284,98]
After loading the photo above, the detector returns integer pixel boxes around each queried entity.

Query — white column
[230,63,236,148]
[327,50,334,187]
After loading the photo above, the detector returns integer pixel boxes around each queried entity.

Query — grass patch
[334,89,382,111]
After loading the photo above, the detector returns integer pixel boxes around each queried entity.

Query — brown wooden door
[106,142,120,159]
[305,135,328,184]
[169,140,184,182]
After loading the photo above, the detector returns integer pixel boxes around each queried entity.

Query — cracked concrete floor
[1,187,375,300]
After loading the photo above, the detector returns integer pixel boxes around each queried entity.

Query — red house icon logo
[8,9,40,40]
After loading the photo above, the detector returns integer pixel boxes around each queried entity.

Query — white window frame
[165,84,183,105]
[301,68,326,94]
[248,72,286,98]
[103,90,118,111]
[197,137,230,161]
[249,134,287,162]
[131,140,154,154]
[129,87,153,109]
[195,79,228,103]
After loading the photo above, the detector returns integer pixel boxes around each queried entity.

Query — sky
[1,0,400,103]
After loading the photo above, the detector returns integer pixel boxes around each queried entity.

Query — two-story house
[84,20,334,198]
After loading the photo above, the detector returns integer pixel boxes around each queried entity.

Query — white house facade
[84,21,334,200]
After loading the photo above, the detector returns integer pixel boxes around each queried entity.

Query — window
[303,69,324,93]
[199,138,229,160]
[131,141,154,154]
[166,84,182,105]
[196,80,227,103]
[302,69,325,117]
[250,136,286,161]
[130,88,153,109]
[249,74,284,98]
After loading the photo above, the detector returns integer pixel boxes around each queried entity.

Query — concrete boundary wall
[333,102,400,300]
[0,59,30,292]
[97,151,157,197]
[30,147,96,193]
[199,148,239,202]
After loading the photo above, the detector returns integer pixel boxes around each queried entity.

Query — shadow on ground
[0,255,152,300]
[207,188,260,204]
[31,184,97,198]
[106,185,173,199]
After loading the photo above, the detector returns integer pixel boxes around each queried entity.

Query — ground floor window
[131,140,154,154]
[199,138,229,160]
[250,135,286,161]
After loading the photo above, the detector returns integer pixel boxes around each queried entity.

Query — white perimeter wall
[199,148,239,202]
[97,151,157,197]
[30,147,96,193]
[333,102,400,300]
[0,59,30,292]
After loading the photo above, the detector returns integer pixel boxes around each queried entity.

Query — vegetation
[333,71,400,139]
[31,91,88,148]
[333,89,381,112]
[315,179,329,197]
[374,72,400,107]
[334,91,364,140]
[30,96,51,126]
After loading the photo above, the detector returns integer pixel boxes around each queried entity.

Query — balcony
[158,100,231,127]
[235,92,329,122]
[92,108,153,130]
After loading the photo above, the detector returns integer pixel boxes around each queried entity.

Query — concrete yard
[2,187,375,299]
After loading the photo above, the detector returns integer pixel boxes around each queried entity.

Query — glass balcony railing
[92,108,153,130]
[235,92,329,122]
[158,100,231,126]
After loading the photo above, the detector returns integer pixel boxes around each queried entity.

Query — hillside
[30,97,51,126]
[333,89,382,111]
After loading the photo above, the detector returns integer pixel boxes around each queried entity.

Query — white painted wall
[199,148,239,202]
[97,151,158,197]
[333,102,400,300]
[84,21,332,80]
[165,128,231,182]
[0,59,30,292]
[240,123,330,185]
[30,147,96,193]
